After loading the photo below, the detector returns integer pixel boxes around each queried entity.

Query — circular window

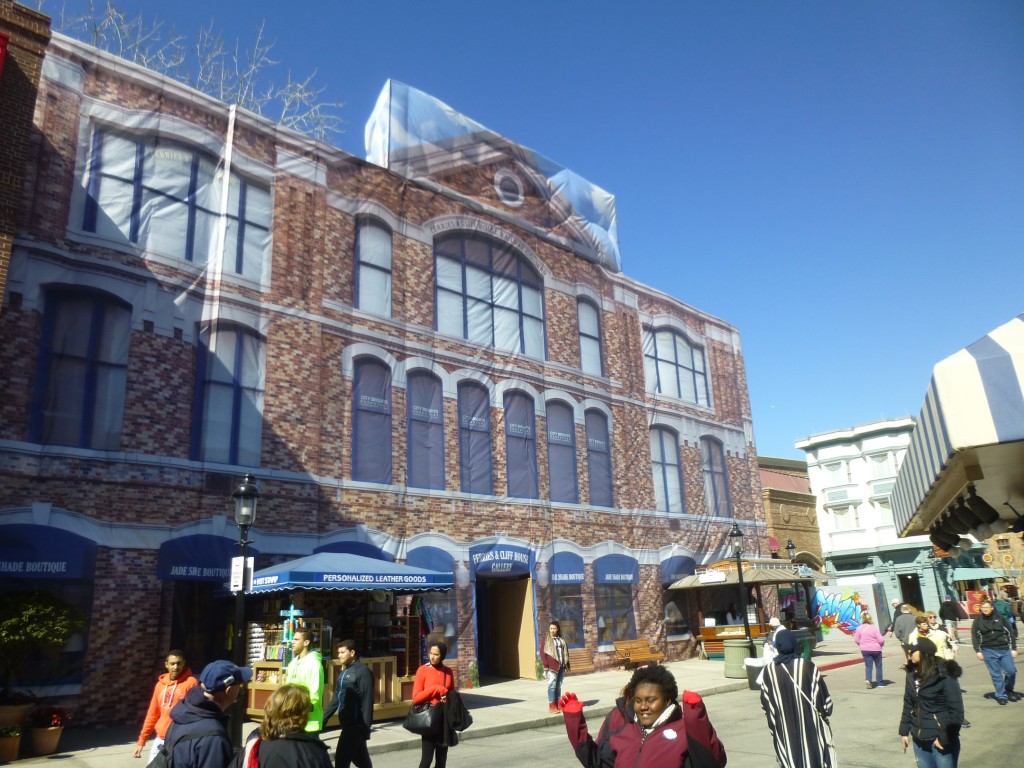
[494,169,524,207]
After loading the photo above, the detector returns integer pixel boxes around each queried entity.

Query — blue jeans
[981,648,1017,700]
[862,651,883,683]
[547,667,565,703]
[911,726,960,768]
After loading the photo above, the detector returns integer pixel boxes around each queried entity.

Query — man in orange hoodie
[134,650,199,763]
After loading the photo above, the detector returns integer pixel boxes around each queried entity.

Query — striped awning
[892,313,1024,535]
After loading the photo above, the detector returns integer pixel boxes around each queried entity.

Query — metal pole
[736,550,754,657]
[929,555,944,608]
[229,525,249,750]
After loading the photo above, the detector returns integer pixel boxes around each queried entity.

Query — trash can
[792,628,814,660]
[723,638,754,678]
[744,657,766,690]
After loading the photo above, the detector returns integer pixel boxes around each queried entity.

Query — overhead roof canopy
[892,313,1024,536]
[248,552,453,594]
[669,558,825,590]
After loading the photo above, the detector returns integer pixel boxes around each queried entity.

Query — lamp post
[230,473,260,750]
[786,539,797,564]
[729,522,755,657]
[926,550,944,610]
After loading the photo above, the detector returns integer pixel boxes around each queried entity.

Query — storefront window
[665,593,690,640]
[594,584,635,645]
[550,584,584,648]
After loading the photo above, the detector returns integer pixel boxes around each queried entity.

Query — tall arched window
[458,382,493,494]
[701,436,731,517]
[407,372,444,489]
[192,324,266,466]
[434,234,545,358]
[650,427,684,514]
[586,409,613,508]
[642,327,709,406]
[355,219,392,317]
[352,358,392,483]
[577,299,603,376]
[546,401,577,504]
[31,290,131,450]
[504,390,538,499]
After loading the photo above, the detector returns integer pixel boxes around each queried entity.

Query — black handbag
[402,702,441,736]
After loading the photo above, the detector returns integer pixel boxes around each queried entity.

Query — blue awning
[0,524,97,580]
[950,567,1001,581]
[892,313,1024,534]
[314,541,395,561]
[469,542,533,580]
[158,534,259,582]
[248,552,453,593]
[593,553,638,584]
[549,551,585,585]
[661,555,697,585]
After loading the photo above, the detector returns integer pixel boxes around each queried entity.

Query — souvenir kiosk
[669,558,823,659]
[242,552,453,723]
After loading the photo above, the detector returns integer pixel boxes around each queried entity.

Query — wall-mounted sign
[697,570,727,584]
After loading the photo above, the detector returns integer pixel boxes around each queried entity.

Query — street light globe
[728,522,743,556]
[232,473,260,527]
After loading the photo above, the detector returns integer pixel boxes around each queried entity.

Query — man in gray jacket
[892,604,918,650]
[324,639,374,768]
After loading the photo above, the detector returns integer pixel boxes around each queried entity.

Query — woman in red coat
[560,664,727,768]
[411,641,455,768]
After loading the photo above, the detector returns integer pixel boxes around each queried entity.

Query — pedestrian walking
[853,612,885,688]
[912,614,956,662]
[285,629,324,732]
[541,620,570,714]
[898,637,964,768]
[239,684,332,768]
[759,628,836,768]
[893,604,918,650]
[938,596,962,643]
[323,639,374,768]
[411,641,456,768]
[558,664,727,768]
[167,660,251,768]
[971,598,1019,704]
[134,650,199,763]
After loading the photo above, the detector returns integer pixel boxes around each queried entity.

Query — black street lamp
[729,522,755,657]
[786,539,797,563]
[230,473,260,749]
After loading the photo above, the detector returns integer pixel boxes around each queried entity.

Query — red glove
[559,692,583,714]
[682,689,703,706]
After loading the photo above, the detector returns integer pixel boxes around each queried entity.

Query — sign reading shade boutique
[0,524,97,579]
[593,553,639,584]
[158,534,261,581]
[549,551,585,584]
[661,555,697,585]
[469,542,533,579]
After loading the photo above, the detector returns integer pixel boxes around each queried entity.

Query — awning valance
[669,558,825,590]
[248,552,452,594]
[892,313,1024,535]
[0,524,97,580]
[950,567,1001,581]
[158,534,260,581]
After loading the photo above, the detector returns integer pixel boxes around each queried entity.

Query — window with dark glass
[504,391,538,499]
[83,129,270,280]
[352,358,392,483]
[546,401,577,503]
[458,382,493,494]
[30,291,130,450]
[192,325,265,466]
[434,234,545,358]
[355,219,392,317]
[701,436,731,517]
[550,584,585,648]
[650,427,684,514]
[585,409,613,508]
[595,585,636,644]
[407,372,444,490]
[642,327,709,406]
[577,299,603,376]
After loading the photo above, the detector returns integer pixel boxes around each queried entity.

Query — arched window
[434,234,545,358]
[193,324,265,466]
[650,427,684,514]
[642,327,709,406]
[546,401,578,504]
[504,390,538,499]
[31,290,131,450]
[577,299,603,376]
[83,129,270,280]
[458,382,493,494]
[352,358,392,483]
[355,219,392,317]
[586,409,613,508]
[701,436,731,517]
[407,372,444,489]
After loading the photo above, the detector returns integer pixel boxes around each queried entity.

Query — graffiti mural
[811,587,868,635]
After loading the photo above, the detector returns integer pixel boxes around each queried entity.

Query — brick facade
[0,32,768,727]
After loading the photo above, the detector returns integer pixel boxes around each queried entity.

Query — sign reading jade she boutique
[469,543,533,579]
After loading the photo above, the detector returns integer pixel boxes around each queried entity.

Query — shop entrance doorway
[170,582,232,667]
[898,574,924,611]
[475,576,535,680]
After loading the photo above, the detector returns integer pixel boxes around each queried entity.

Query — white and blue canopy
[892,313,1024,535]
[248,552,453,594]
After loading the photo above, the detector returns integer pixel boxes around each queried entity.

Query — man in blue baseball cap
[166,661,252,768]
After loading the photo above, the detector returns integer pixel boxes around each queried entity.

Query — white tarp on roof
[365,80,621,273]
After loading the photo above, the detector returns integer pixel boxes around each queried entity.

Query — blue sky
[44,1,1024,459]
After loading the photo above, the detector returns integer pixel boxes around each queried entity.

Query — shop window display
[550,584,584,648]
[594,584,636,645]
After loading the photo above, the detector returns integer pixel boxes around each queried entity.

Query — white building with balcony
[796,418,948,622]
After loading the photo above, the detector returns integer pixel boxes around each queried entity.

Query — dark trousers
[418,737,448,768]
[335,728,371,768]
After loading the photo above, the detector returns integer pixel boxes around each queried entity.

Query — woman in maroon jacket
[559,665,727,768]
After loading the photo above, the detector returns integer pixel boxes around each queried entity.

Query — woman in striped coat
[759,629,836,768]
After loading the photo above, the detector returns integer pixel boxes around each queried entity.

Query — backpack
[150,727,224,768]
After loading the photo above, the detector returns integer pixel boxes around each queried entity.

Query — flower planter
[0,705,31,728]
[28,726,63,756]
[0,734,20,763]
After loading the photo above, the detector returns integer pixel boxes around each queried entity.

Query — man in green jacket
[286,628,324,731]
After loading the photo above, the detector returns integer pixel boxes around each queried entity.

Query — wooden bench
[567,647,595,675]
[613,639,666,668]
